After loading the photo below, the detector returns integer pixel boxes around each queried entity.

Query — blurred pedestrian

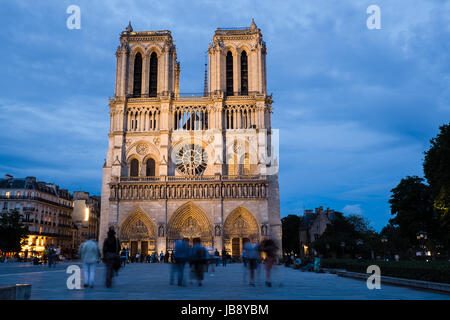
[103,227,120,288]
[214,249,220,267]
[172,239,189,286]
[245,242,259,286]
[221,248,227,267]
[260,238,278,287]
[120,248,127,267]
[48,246,56,268]
[79,234,100,288]
[192,240,207,286]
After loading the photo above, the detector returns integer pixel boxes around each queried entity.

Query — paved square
[0,262,448,300]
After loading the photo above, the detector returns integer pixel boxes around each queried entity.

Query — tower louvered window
[149,52,158,97]
[133,53,143,97]
[226,51,233,96]
[240,51,248,95]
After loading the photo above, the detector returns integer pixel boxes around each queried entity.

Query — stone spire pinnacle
[250,18,257,30]
[125,21,133,32]
[203,54,208,97]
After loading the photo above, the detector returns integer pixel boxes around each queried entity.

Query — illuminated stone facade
[99,20,281,258]
[0,175,74,257]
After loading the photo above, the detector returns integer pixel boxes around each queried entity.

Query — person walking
[260,238,278,287]
[192,240,207,286]
[102,227,120,288]
[79,234,100,288]
[245,242,259,286]
[172,238,189,286]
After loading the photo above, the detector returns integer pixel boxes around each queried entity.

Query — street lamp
[416,231,428,259]
[356,239,363,259]
[340,241,345,258]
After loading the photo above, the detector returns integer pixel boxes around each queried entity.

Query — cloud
[342,204,363,216]
[0,0,449,231]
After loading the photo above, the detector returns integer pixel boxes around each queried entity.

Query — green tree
[388,176,435,243]
[423,123,450,252]
[379,224,411,259]
[312,212,365,258]
[0,209,29,255]
[281,214,302,255]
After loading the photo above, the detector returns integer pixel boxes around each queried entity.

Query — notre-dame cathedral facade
[99,20,281,258]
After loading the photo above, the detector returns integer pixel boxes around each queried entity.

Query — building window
[149,52,158,97]
[133,52,143,97]
[130,159,139,177]
[146,158,156,177]
[226,51,233,96]
[240,51,248,95]
[5,191,9,199]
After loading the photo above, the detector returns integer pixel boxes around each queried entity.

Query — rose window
[175,143,207,175]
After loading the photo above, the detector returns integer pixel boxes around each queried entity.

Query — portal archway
[167,202,213,248]
[223,206,260,257]
[119,210,157,259]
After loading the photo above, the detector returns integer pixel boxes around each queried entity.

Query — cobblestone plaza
[1,262,448,300]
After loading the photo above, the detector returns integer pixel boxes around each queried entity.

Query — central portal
[167,202,213,249]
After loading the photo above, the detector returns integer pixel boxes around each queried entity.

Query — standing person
[221,248,227,267]
[103,227,120,288]
[214,249,220,267]
[135,252,140,263]
[160,251,164,263]
[48,246,56,268]
[79,234,100,288]
[43,246,49,266]
[164,251,169,263]
[260,239,278,287]
[120,248,127,267]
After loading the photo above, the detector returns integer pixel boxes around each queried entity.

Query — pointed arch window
[130,159,139,177]
[146,158,156,176]
[226,51,233,96]
[149,52,158,97]
[240,51,248,95]
[133,53,142,97]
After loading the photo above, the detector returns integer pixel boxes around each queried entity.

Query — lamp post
[356,239,363,259]
[340,241,345,258]
[416,231,428,260]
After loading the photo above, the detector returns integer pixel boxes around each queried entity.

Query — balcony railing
[117,175,266,183]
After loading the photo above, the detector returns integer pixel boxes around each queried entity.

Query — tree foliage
[388,176,435,243]
[423,122,450,250]
[0,209,29,254]
[281,214,302,255]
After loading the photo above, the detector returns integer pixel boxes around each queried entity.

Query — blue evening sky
[0,1,449,230]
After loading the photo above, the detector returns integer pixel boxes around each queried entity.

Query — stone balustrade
[109,175,268,200]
